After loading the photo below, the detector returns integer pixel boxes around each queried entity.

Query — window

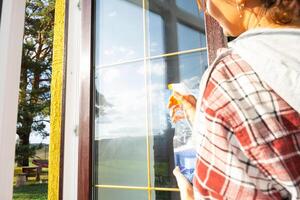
[78,0,226,199]
[93,0,207,199]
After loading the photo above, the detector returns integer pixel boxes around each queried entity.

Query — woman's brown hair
[261,0,300,24]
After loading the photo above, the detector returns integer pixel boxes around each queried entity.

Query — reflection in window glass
[148,11,165,56]
[177,23,206,51]
[148,0,206,55]
[149,52,207,188]
[95,188,148,200]
[94,0,208,199]
[152,191,180,200]
[94,62,148,187]
[179,51,207,80]
[95,0,144,66]
[176,0,200,16]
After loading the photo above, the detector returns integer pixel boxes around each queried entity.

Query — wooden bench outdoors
[20,160,48,181]
[15,159,48,186]
[21,166,41,181]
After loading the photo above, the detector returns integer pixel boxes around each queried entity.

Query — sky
[30,132,50,144]
[23,117,50,144]
[17,130,49,144]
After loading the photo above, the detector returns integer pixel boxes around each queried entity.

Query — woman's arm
[173,167,195,200]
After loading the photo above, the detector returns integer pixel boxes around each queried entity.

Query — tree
[16,0,54,166]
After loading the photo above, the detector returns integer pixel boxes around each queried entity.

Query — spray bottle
[168,78,199,183]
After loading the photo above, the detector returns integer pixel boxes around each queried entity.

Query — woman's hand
[168,92,197,125]
[173,167,194,200]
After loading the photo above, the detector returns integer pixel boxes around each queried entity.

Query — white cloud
[136,65,145,75]
[108,11,117,17]
[95,89,147,140]
[150,62,165,76]
[100,46,138,65]
[30,134,49,144]
[101,68,121,83]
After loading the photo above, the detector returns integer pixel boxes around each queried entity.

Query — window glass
[94,62,148,186]
[176,0,200,16]
[151,191,180,200]
[148,11,165,56]
[95,188,148,200]
[94,0,208,199]
[177,23,206,51]
[148,0,206,55]
[149,52,207,188]
[95,0,144,66]
[179,51,207,80]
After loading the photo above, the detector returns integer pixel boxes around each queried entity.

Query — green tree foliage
[16,0,54,166]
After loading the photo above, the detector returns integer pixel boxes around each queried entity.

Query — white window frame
[0,0,26,199]
[62,0,81,199]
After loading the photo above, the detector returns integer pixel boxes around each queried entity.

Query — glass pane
[176,0,200,16]
[148,0,206,56]
[94,62,148,186]
[93,0,207,196]
[152,191,180,200]
[149,51,207,188]
[148,11,165,56]
[177,23,206,51]
[95,0,144,66]
[179,51,208,80]
[94,188,148,200]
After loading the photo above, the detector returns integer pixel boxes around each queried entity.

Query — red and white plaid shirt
[193,50,300,200]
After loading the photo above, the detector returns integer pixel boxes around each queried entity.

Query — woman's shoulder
[199,49,256,112]
[208,48,255,85]
[201,48,273,114]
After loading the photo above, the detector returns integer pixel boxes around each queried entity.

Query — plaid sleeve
[193,52,300,200]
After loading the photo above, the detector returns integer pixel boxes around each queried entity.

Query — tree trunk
[19,135,30,166]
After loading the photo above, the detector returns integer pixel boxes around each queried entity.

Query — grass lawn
[13,145,49,200]
[13,183,47,200]
[13,166,48,200]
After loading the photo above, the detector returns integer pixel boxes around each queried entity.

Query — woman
[169,0,300,199]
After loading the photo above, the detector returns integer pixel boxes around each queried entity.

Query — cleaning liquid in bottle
[168,80,199,183]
